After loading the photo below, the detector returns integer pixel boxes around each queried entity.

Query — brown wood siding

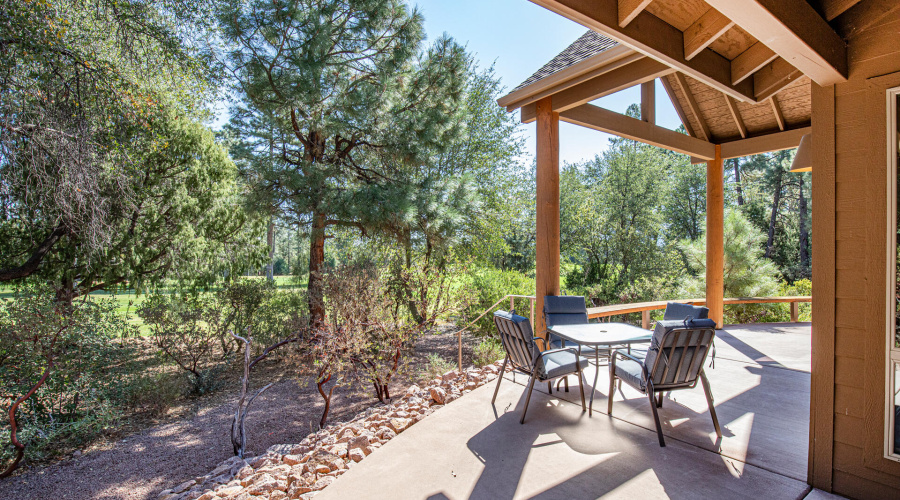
[825,7,900,498]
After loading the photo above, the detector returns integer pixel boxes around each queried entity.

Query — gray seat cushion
[536,349,590,380]
[614,353,647,392]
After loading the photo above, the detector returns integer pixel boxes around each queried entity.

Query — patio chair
[543,295,592,393]
[491,310,588,424]
[664,302,709,321]
[608,317,722,447]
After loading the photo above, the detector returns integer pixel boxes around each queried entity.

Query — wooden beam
[753,57,803,101]
[769,96,786,130]
[835,0,900,40]
[674,72,711,141]
[660,76,696,137]
[558,103,716,159]
[813,0,863,21]
[724,95,748,138]
[617,0,652,28]
[535,97,560,338]
[684,8,735,61]
[529,0,756,102]
[731,42,778,85]
[704,0,847,85]
[706,144,724,328]
[641,80,655,124]
[549,57,672,112]
[719,126,810,159]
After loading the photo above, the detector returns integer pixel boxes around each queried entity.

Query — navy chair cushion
[536,349,590,380]
[493,310,540,363]
[663,303,709,321]
[543,296,589,349]
[614,353,648,392]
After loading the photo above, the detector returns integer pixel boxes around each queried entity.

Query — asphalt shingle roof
[511,30,620,93]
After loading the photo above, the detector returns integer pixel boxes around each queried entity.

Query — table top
[548,322,652,346]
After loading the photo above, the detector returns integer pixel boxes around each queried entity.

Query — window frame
[885,86,900,462]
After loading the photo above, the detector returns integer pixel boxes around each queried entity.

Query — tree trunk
[799,175,810,269]
[265,219,275,282]
[765,166,784,259]
[308,213,326,327]
[733,158,744,206]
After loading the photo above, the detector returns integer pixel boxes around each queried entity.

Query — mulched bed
[0,329,479,500]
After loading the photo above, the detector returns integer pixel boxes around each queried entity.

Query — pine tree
[220,0,468,325]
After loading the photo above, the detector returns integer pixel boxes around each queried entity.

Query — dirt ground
[0,330,478,500]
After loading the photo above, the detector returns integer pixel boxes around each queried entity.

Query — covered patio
[317,323,821,499]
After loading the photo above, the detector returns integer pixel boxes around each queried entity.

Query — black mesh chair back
[543,295,588,348]
[492,311,538,374]
[644,319,716,391]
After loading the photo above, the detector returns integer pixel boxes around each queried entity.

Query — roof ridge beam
[529,0,757,102]
[703,0,847,85]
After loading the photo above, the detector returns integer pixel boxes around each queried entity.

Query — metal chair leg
[657,393,664,408]
[492,356,509,404]
[521,374,538,424]
[647,383,665,447]
[578,371,586,412]
[564,377,569,392]
[607,367,616,415]
[547,381,552,394]
[700,371,722,438]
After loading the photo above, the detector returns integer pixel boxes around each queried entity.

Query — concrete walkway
[319,323,815,500]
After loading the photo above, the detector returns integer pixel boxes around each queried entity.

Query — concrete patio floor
[319,323,824,500]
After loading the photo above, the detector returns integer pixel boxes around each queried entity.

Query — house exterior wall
[813,7,900,498]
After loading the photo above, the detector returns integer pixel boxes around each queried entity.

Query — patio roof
[317,323,819,499]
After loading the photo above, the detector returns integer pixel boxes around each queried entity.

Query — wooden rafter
[731,42,778,85]
[754,57,803,101]
[769,96,786,130]
[724,95,748,138]
[617,0,652,28]
[684,8,735,61]
[529,0,756,102]
[660,76,696,137]
[559,103,716,159]
[674,72,711,141]
[704,0,847,85]
[835,0,900,40]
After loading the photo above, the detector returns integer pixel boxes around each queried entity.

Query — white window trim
[885,86,900,462]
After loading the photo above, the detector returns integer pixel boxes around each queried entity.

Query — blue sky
[415,0,683,165]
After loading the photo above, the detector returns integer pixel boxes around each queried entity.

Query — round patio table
[547,322,653,416]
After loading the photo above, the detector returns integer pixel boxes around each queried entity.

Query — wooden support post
[641,80,655,124]
[641,310,650,329]
[790,301,799,322]
[535,97,561,340]
[706,144,725,328]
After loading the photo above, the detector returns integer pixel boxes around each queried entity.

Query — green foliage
[462,266,535,336]
[0,288,144,465]
[473,338,504,367]
[420,353,456,381]
[679,210,780,323]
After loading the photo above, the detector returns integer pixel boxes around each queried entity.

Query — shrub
[137,294,228,395]
[473,338,504,367]
[420,353,456,381]
[462,266,535,336]
[0,288,137,471]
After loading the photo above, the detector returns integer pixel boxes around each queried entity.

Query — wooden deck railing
[587,296,812,328]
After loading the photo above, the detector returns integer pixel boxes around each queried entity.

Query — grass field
[0,276,308,334]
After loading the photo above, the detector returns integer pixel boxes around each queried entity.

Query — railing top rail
[586,296,811,318]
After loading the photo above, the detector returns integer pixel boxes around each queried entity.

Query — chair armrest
[537,346,580,358]
[612,349,644,364]
[532,336,549,352]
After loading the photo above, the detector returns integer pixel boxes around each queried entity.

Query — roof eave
[497,44,637,110]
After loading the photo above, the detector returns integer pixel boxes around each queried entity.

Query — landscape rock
[429,386,446,405]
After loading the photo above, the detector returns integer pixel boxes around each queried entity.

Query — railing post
[510,296,514,313]
[530,297,535,329]
[790,301,799,322]
[642,310,650,329]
